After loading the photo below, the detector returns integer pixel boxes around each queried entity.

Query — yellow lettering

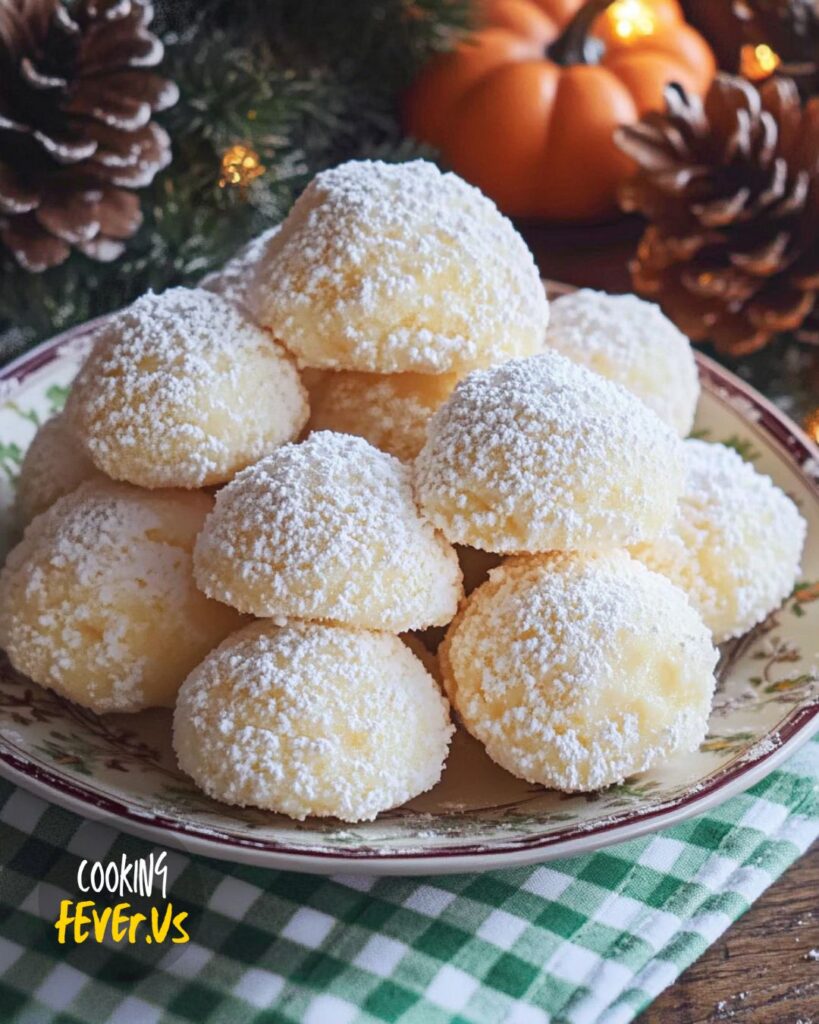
[127,912,147,944]
[152,903,173,943]
[92,905,112,943]
[111,903,130,943]
[74,900,94,943]
[53,899,74,944]
[171,909,190,944]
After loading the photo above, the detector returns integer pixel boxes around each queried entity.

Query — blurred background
[0,0,817,429]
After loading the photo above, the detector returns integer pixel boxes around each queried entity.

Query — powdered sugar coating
[440,551,717,791]
[415,351,684,553]
[545,290,700,436]
[15,414,103,526]
[200,225,281,321]
[0,480,244,713]
[401,632,441,680]
[308,369,460,461]
[255,159,548,373]
[631,440,807,642]
[194,431,463,630]
[65,287,308,489]
[173,619,454,821]
[408,546,505,653]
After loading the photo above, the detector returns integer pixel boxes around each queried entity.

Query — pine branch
[0,0,472,359]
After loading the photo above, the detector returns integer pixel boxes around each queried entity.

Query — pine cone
[0,0,178,272]
[616,73,819,356]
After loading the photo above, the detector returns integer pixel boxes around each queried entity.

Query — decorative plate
[0,316,817,876]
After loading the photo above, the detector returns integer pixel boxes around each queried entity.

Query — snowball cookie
[401,632,441,681]
[440,552,717,791]
[415,351,684,554]
[0,480,245,713]
[173,620,454,820]
[545,290,700,436]
[15,414,102,526]
[200,225,281,321]
[408,546,504,654]
[64,287,308,489]
[194,431,463,630]
[308,369,460,461]
[256,159,548,373]
[631,440,807,642]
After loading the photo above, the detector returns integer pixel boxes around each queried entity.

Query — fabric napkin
[1,736,817,1024]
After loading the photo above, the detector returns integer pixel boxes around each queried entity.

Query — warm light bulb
[218,144,265,189]
[607,0,656,41]
[740,42,781,81]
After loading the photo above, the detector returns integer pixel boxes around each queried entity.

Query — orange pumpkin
[405,0,715,221]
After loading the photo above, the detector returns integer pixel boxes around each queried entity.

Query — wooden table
[647,852,819,1023]
[522,220,819,1024]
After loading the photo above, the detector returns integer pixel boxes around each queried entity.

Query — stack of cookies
[0,160,806,821]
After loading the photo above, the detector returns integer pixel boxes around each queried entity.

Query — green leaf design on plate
[0,441,22,484]
[721,434,762,462]
[45,383,70,414]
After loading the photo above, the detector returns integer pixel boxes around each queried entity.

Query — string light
[607,0,656,41]
[740,43,781,81]
[218,144,265,190]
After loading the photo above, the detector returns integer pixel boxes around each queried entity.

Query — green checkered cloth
[1,740,817,1024]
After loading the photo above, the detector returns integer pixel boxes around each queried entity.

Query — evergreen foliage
[0,0,471,357]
